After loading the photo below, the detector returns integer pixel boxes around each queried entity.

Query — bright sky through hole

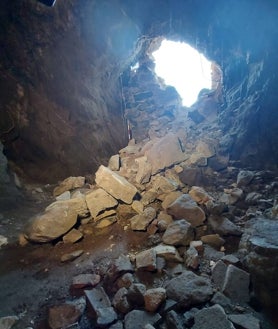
[152,40,212,107]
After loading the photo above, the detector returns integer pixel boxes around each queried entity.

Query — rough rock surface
[162,219,194,246]
[26,204,77,243]
[95,165,138,204]
[165,271,213,307]
[53,176,85,196]
[192,304,235,329]
[167,194,206,227]
[85,188,118,219]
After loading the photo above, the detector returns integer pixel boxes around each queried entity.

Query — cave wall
[0,0,140,182]
[0,0,277,185]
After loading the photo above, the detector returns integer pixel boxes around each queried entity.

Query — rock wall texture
[0,0,277,183]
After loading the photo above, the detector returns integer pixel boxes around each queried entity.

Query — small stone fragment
[130,207,156,231]
[144,288,166,312]
[63,229,83,244]
[208,215,242,236]
[153,244,183,262]
[136,248,157,271]
[112,287,131,313]
[61,250,84,262]
[96,307,117,326]
[189,186,212,204]
[212,260,228,290]
[72,274,101,289]
[127,283,146,307]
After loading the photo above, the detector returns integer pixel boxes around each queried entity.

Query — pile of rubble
[15,122,277,328]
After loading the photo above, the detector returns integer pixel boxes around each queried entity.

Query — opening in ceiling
[152,39,212,107]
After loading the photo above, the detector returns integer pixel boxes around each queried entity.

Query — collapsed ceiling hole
[152,39,212,107]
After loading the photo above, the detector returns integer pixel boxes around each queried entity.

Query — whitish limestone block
[95,165,138,204]
[86,188,118,218]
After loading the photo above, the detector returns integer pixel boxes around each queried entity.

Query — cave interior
[0,1,277,329]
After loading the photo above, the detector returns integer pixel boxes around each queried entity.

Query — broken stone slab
[208,215,242,236]
[136,248,157,271]
[48,303,82,329]
[95,165,138,204]
[201,234,225,249]
[165,270,213,307]
[162,219,194,246]
[124,310,161,329]
[221,254,239,265]
[72,274,101,289]
[53,176,85,197]
[135,156,152,184]
[167,194,206,227]
[61,250,84,262]
[46,196,89,218]
[144,287,166,312]
[196,140,216,158]
[108,154,121,171]
[153,244,183,262]
[228,313,260,329]
[189,186,212,204]
[236,170,255,187]
[85,188,118,219]
[145,133,189,175]
[62,228,83,244]
[130,207,156,231]
[26,204,78,243]
[222,265,250,303]
[192,304,235,329]
[0,316,19,329]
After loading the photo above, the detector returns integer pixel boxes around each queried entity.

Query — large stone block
[167,194,206,227]
[27,203,78,243]
[166,270,213,307]
[145,133,188,174]
[162,219,194,246]
[85,188,118,218]
[95,165,138,204]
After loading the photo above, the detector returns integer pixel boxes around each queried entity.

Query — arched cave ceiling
[0,0,277,183]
